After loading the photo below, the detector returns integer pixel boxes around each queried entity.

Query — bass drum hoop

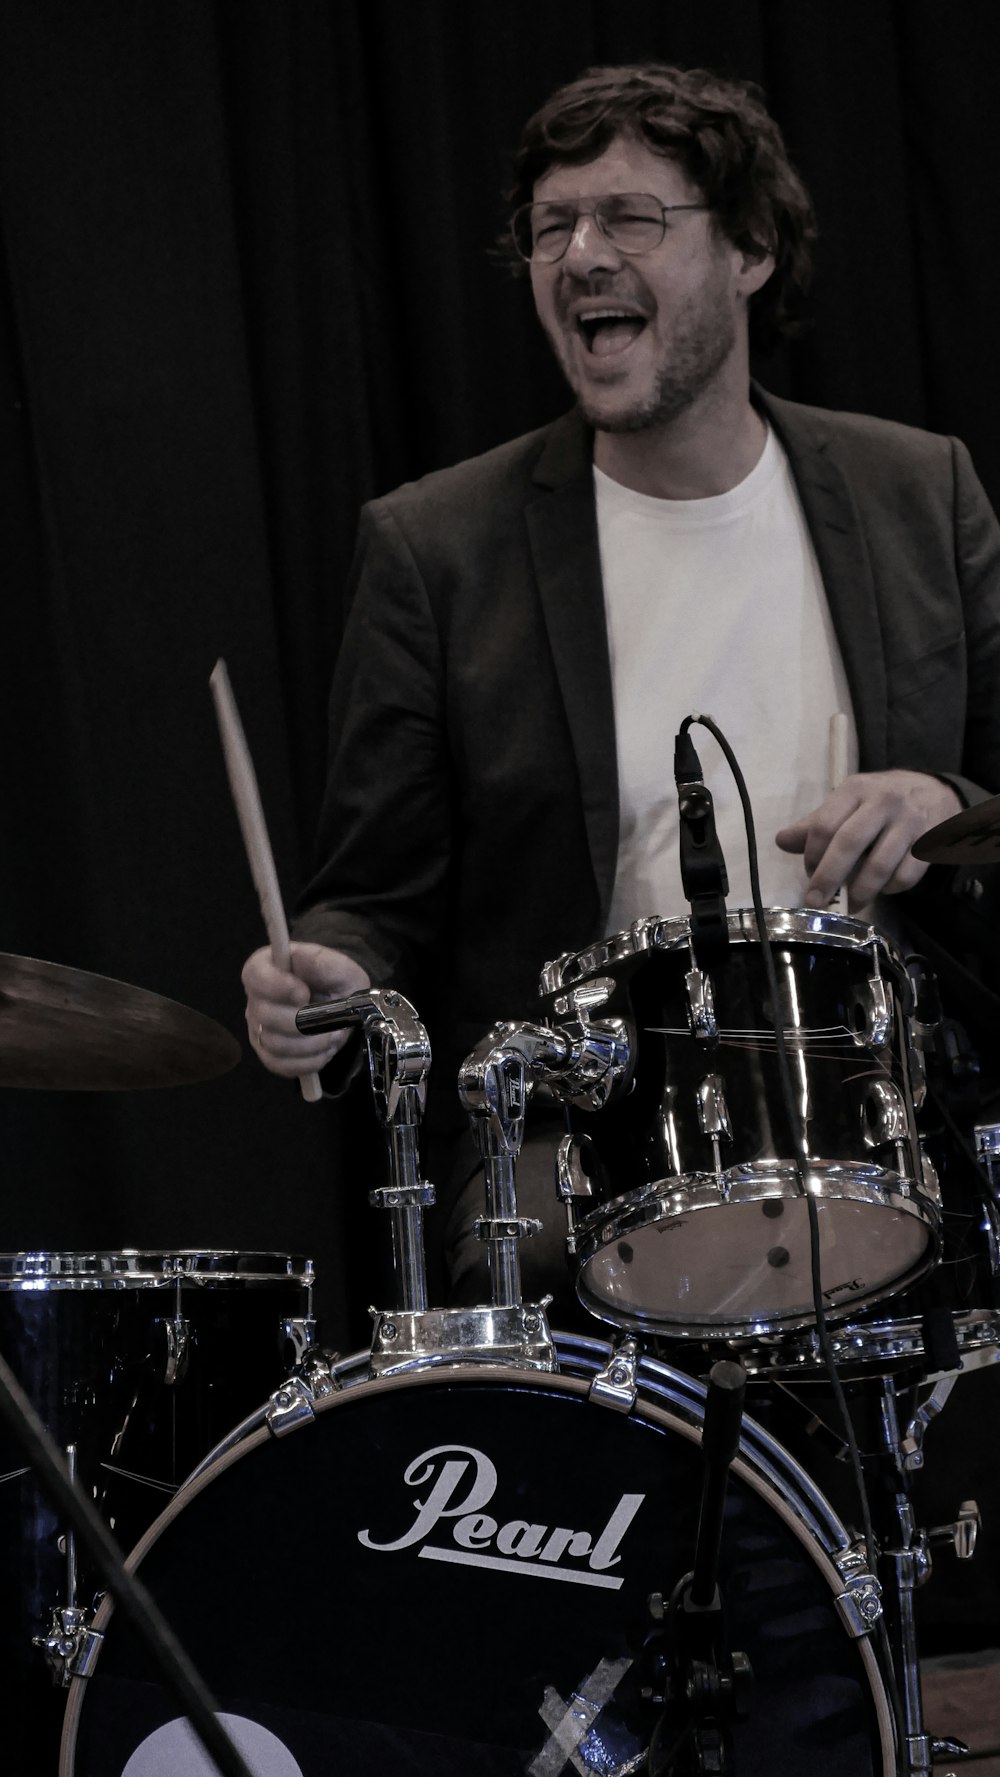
[60,1332,895,1774]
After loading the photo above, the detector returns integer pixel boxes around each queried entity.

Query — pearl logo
[359,1444,644,1590]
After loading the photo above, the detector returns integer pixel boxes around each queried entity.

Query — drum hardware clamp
[515,990,632,1111]
[368,1302,556,1376]
[830,1546,884,1637]
[588,1337,640,1412]
[263,1349,345,1436]
[460,1012,631,1301]
[33,1603,104,1686]
[265,1375,322,1436]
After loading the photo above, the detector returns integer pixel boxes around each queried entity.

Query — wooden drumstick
[210,660,323,1103]
[828,712,849,915]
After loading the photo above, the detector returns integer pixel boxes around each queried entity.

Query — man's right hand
[241,942,371,1078]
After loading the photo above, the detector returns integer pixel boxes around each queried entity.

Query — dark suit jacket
[294,390,1000,1079]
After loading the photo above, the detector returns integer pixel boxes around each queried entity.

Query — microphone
[675,724,730,967]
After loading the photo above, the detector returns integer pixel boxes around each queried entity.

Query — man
[243,64,1000,1314]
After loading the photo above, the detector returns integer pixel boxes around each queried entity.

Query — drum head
[62,1344,893,1775]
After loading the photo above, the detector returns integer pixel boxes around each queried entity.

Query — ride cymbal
[912,794,1000,864]
[0,953,241,1089]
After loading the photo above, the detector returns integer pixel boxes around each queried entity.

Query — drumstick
[828,712,849,915]
[209,661,323,1103]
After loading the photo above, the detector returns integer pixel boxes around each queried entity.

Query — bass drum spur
[61,1334,894,1776]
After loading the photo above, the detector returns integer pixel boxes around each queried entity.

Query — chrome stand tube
[876,1379,933,1777]
[459,1043,538,1310]
[296,987,434,1313]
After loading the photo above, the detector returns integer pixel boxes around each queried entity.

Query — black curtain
[0,0,998,1354]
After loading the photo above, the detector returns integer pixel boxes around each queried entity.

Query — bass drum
[61,1335,895,1776]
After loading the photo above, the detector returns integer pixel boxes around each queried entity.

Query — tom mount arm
[296,988,433,1312]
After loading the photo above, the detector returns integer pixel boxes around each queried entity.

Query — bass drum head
[62,1338,894,1776]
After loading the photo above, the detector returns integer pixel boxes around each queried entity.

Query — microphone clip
[675,729,730,969]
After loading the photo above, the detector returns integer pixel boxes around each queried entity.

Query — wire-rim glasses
[511,194,711,264]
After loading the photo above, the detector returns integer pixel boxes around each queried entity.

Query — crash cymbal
[912,794,1000,864]
[0,954,241,1090]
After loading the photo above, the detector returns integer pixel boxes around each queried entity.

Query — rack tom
[542,910,939,1339]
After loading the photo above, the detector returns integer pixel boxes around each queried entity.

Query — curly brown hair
[504,63,817,349]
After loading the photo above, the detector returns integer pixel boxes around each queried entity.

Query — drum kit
[3,798,1000,1775]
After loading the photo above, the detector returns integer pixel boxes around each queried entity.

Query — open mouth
[577,310,647,358]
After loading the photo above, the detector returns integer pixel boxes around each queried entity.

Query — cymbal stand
[874,1373,977,1776]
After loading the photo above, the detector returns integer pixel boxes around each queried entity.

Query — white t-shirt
[596,426,858,933]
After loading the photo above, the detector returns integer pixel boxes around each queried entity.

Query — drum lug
[850,975,892,1049]
[831,1545,883,1637]
[685,965,718,1040]
[33,1604,103,1685]
[917,1145,941,1207]
[556,1133,596,1252]
[588,1337,639,1412]
[265,1374,316,1436]
[152,1313,191,1386]
[860,1078,910,1149]
[696,1075,731,1142]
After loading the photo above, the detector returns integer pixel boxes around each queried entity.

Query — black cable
[0,1347,254,1777]
[684,713,908,1775]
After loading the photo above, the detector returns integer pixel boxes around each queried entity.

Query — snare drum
[542,910,938,1339]
[0,1250,313,1677]
[61,1334,894,1775]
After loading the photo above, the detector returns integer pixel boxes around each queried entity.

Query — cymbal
[0,953,242,1090]
[912,793,1000,864]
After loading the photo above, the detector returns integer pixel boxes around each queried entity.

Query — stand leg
[876,1381,933,1777]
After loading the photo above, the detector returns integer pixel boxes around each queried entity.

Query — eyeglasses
[510,193,711,264]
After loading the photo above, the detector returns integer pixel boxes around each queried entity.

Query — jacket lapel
[525,412,620,917]
[757,388,889,769]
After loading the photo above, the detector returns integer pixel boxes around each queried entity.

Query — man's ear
[738,243,775,296]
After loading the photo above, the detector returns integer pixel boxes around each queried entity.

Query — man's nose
[561,211,622,276]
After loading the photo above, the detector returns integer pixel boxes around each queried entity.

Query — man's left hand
[775,770,963,909]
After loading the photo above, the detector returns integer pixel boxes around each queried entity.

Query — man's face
[529,135,768,433]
